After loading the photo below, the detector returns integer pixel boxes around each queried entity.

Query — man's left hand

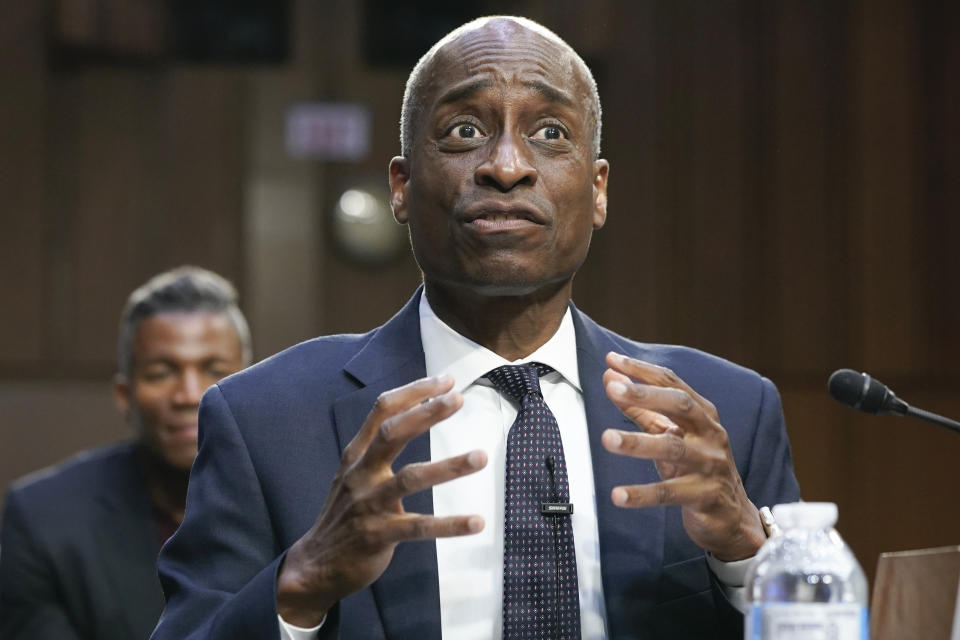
[600,351,765,561]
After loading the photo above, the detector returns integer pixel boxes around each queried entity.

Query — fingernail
[612,488,627,506]
[604,430,622,448]
[608,381,627,398]
[468,516,484,533]
[437,373,453,384]
[468,450,486,468]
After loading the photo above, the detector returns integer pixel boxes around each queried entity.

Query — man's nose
[474,131,537,190]
[172,369,205,406]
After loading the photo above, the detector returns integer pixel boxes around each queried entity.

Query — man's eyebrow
[435,78,575,108]
[522,80,575,107]
[437,79,494,106]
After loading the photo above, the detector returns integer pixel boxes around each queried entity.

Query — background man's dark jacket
[1,442,165,640]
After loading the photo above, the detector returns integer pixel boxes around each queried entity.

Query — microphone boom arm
[904,405,960,435]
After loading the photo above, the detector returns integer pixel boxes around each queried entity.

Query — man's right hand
[275,375,486,628]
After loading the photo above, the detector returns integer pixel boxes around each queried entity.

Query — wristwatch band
[758,506,782,537]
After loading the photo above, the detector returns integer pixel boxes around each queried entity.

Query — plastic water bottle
[744,502,869,639]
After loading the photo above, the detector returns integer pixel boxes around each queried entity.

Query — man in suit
[0,267,251,639]
[152,16,799,640]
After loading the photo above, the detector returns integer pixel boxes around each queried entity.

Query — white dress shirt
[421,294,608,640]
[279,293,749,639]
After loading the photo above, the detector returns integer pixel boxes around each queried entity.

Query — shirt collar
[419,291,582,392]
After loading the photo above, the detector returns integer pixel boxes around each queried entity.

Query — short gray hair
[399,16,603,159]
[116,266,252,378]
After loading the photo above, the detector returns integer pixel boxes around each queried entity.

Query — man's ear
[592,159,610,230]
[388,156,410,224]
[113,374,131,421]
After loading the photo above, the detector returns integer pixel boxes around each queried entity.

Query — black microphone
[541,456,573,516]
[828,368,960,435]
[827,369,908,415]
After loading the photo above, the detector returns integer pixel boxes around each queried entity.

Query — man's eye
[450,123,484,139]
[141,368,173,382]
[532,125,566,140]
[206,367,230,380]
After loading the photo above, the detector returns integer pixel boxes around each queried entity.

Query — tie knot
[485,363,554,403]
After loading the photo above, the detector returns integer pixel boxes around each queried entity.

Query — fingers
[605,352,718,419]
[602,376,679,435]
[361,389,463,468]
[602,429,714,470]
[342,375,457,466]
[603,353,719,435]
[601,354,764,558]
[333,375,482,542]
[605,380,712,434]
[376,450,487,505]
[605,352,701,399]
[610,474,713,509]
[382,513,485,544]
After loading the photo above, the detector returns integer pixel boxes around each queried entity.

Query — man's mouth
[478,212,532,221]
[165,423,199,442]
[461,202,547,231]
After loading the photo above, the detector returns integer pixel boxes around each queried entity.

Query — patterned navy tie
[486,363,581,640]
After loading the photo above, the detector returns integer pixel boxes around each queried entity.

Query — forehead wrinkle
[437,78,495,106]
[434,50,576,106]
[456,39,578,95]
[457,44,563,76]
[438,65,574,106]
[520,79,574,107]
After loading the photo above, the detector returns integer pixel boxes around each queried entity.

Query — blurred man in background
[0,266,251,640]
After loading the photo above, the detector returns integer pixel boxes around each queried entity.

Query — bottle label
[746,603,868,640]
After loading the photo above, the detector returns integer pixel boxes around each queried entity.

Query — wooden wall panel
[580,0,762,365]
[850,0,927,379]
[761,0,851,378]
[648,1,754,364]
[573,0,658,343]
[919,0,960,379]
[0,3,46,367]
[67,71,161,367]
[780,388,851,507]
[39,68,245,373]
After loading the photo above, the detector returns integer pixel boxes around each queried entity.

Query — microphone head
[828,368,901,414]
[828,369,868,408]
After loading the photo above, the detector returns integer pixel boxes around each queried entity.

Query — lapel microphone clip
[542,455,574,516]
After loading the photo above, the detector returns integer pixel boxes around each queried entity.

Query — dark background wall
[1,0,957,587]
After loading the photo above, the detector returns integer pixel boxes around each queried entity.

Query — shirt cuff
[278,613,325,640]
[705,551,754,613]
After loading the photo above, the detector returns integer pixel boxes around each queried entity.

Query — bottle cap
[771,501,838,529]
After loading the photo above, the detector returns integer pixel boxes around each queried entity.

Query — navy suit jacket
[0,443,166,640]
[153,290,800,639]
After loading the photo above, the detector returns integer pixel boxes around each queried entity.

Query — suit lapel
[94,451,166,639]
[331,289,442,640]
[572,306,666,635]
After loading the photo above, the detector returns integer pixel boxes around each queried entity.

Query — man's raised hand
[600,352,765,562]
[276,375,486,627]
